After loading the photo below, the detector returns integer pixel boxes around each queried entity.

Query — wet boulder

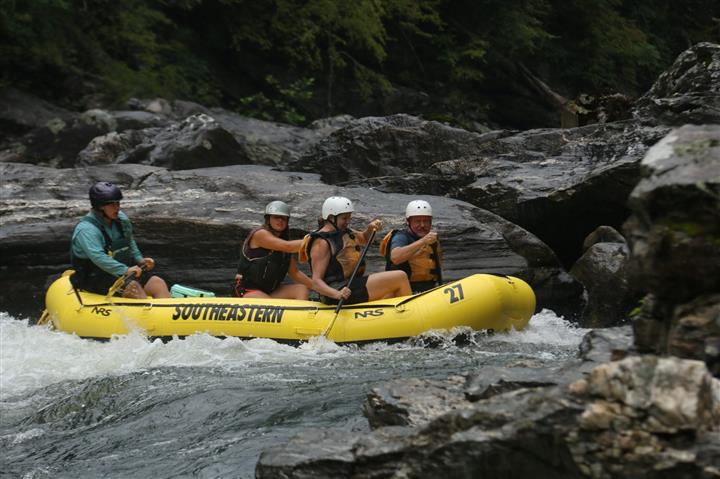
[0,109,112,168]
[76,109,351,169]
[0,88,74,135]
[257,355,720,479]
[626,125,720,303]
[125,97,353,167]
[211,111,353,166]
[569,226,636,328]
[668,295,720,377]
[0,90,169,167]
[288,114,503,185]
[290,113,670,266]
[576,326,634,364]
[625,124,720,374]
[363,326,634,429]
[634,42,720,126]
[81,114,252,169]
[1,89,352,170]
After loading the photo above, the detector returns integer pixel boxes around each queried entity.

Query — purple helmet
[89,182,123,209]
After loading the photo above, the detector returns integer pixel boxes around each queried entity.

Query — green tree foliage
[0,0,219,105]
[238,75,314,124]
[536,0,661,94]
[1,0,718,125]
[383,0,553,124]
[169,0,442,117]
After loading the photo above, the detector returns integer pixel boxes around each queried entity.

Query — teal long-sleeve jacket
[70,211,143,276]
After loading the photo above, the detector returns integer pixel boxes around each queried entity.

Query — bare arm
[287,257,313,289]
[389,231,438,265]
[251,229,302,253]
[360,219,383,243]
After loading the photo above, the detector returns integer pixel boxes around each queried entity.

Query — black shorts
[321,276,370,305]
[411,280,438,294]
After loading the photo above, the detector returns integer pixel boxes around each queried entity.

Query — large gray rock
[625,124,720,375]
[257,356,720,478]
[634,42,720,126]
[290,113,670,266]
[0,88,74,133]
[0,112,111,168]
[123,98,353,167]
[1,89,351,170]
[668,295,720,377]
[286,45,720,267]
[110,114,252,169]
[570,226,637,328]
[626,125,720,302]
[0,92,169,168]
[74,110,352,169]
[211,110,352,166]
[289,114,502,184]
[363,326,634,429]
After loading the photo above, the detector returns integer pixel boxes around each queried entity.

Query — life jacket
[70,213,134,290]
[300,228,366,287]
[236,226,291,294]
[379,229,442,289]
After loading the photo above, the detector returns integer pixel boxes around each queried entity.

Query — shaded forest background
[1,0,718,129]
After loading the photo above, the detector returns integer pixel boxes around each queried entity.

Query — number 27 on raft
[443,284,465,304]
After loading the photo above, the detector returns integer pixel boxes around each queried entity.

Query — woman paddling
[234,201,312,300]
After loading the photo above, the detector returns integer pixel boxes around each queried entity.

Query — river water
[1,309,586,478]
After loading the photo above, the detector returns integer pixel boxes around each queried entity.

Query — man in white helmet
[234,200,312,299]
[379,199,442,293]
[299,196,411,305]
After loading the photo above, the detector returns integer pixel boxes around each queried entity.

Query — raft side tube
[43,273,536,342]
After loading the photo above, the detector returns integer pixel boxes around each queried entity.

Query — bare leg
[144,276,171,298]
[243,290,271,299]
[366,271,411,301]
[123,280,147,299]
[271,284,310,300]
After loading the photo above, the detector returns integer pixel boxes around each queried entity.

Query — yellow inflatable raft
[42,271,536,343]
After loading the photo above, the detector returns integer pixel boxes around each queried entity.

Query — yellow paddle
[321,229,376,338]
[37,309,51,326]
[106,264,147,298]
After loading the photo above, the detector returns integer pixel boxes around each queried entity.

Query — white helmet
[322,196,354,220]
[265,200,290,217]
[405,200,432,218]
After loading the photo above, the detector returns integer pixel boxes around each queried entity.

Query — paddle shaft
[323,229,377,337]
[431,240,443,285]
[106,264,147,297]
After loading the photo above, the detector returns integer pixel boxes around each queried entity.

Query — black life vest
[70,214,134,290]
[302,229,365,288]
[236,226,291,294]
[379,228,442,291]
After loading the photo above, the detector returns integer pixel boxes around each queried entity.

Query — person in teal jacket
[70,181,170,298]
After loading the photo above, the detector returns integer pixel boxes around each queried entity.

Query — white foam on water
[496,309,589,347]
[9,428,45,444]
[0,308,584,400]
[0,312,342,400]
